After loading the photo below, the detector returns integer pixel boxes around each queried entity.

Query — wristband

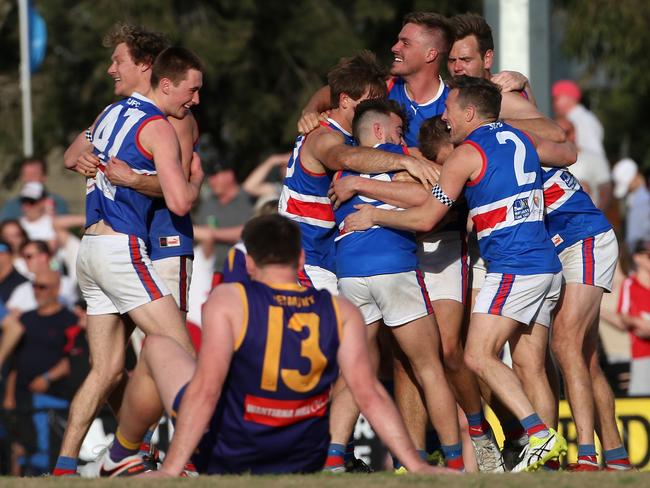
[85,128,93,142]
[431,184,455,207]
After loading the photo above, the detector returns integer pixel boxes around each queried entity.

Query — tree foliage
[0,0,480,183]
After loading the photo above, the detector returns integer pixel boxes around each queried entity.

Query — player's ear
[373,122,383,142]
[465,104,475,123]
[425,47,439,64]
[245,254,257,277]
[483,49,494,71]
[159,77,172,94]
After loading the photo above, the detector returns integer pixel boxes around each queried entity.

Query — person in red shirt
[605,240,650,396]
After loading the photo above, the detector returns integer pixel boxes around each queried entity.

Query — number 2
[496,131,536,186]
[260,307,327,393]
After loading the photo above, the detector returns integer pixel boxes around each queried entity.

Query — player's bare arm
[139,119,202,216]
[158,284,243,476]
[329,174,429,209]
[500,92,566,142]
[334,296,454,475]
[525,131,578,167]
[300,127,344,175]
[169,112,198,179]
[343,144,480,233]
[491,70,537,105]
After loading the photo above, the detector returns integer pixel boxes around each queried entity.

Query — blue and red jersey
[279,118,355,273]
[333,143,418,278]
[541,167,612,253]
[387,76,449,147]
[198,280,342,474]
[463,121,561,275]
[86,92,164,241]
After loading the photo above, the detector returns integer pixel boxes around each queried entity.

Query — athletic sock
[109,429,141,462]
[324,443,346,470]
[466,411,492,439]
[441,443,464,471]
[604,446,631,470]
[53,456,77,476]
[577,444,598,466]
[344,439,355,464]
[520,413,549,439]
[138,429,155,457]
[503,418,526,443]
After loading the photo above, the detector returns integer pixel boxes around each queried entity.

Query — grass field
[1,472,648,488]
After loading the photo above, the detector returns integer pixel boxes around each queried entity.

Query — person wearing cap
[612,158,650,254]
[552,80,612,210]
[0,158,69,222]
[17,182,57,248]
[603,240,650,396]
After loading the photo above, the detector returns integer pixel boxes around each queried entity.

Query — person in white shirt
[612,158,650,254]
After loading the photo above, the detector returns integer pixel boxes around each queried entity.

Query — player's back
[463,121,561,275]
[334,143,418,278]
[86,92,165,241]
[202,280,342,474]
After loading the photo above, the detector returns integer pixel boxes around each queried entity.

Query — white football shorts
[558,229,617,292]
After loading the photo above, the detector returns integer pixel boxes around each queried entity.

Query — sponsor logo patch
[513,197,531,220]
[159,236,180,247]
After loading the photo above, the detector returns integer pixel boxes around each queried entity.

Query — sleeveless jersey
[148,201,194,260]
[85,92,164,241]
[541,166,612,253]
[279,118,355,273]
[204,280,342,474]
[387,76,449,147]
[334,143,417,278]
[222,242,249,283]
[463,122,561,275]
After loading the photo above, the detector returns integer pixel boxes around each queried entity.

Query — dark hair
[242,215,302,267]
[328,50,387,109]
[403,12,453,54]
[20,239,51,257]
[0,219,28,246]
[451,13,494,58]
[352,98,407,141]
[103,23,169,66]
[419,116,450,161]
[151,47,204,87]
[448,75,501,120]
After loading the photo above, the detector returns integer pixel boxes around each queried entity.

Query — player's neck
[254,267,300,288]
[328,109,353,134]
[403,68,441,104]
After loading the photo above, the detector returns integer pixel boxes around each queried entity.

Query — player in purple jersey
[55,48,203,477]
[544,118,631,471]
[327,100,463,472]
[344,77,577,472]
[87,215,451,477]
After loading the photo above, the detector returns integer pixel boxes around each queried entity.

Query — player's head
[242,215,304,276]
[391,12,452,77]
[352,98,406,147]
[552,80,581,117]
[104,23,169,96]
[443,75,501,144]
[419,115,453,163]
[448,13,493,78]
[151,47,203,119]
[327,50,386,112]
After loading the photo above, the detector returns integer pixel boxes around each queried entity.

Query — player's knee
[464,348,484,376]
[442,343,464,373]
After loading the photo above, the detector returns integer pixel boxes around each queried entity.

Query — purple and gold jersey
[197,280,342,474]
[222,242,248,283]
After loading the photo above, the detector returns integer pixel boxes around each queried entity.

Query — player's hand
[29,375,49,393]
[189,151,205,184]
[297,110,330,134]
[75,151,100,178]
[343,204,375,232]
[401,156,438,189]
[328,174,359,209]
[105,157,138,188]
[491,70,528,93]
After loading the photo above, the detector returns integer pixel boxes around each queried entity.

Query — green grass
[1,472,648,488]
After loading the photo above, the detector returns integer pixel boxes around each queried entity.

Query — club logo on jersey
[551,234,564,247]
[560,170,578,189]
[159,235,180,247]
[126,98,141,108]
[513,197,531,220]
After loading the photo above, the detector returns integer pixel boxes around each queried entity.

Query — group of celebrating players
[48,9,632,478]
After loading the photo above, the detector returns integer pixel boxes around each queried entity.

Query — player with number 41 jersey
[85,93,164,240]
